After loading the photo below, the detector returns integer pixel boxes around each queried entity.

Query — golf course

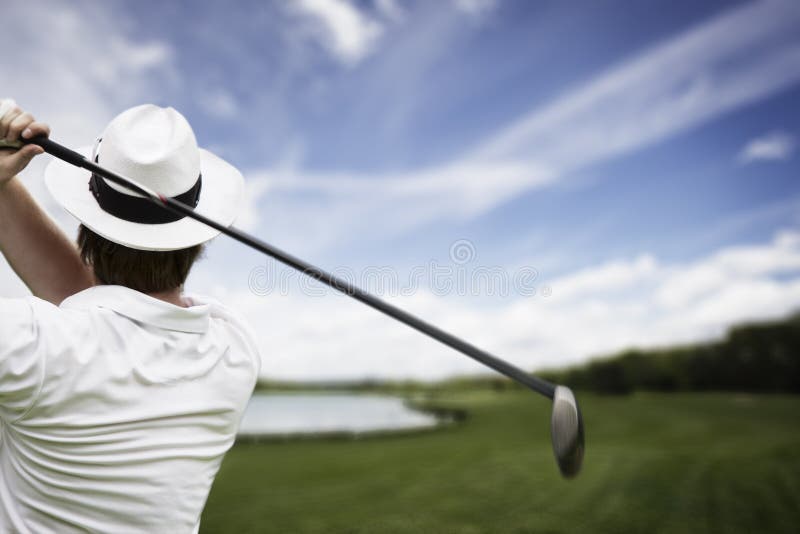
[200,390,799,533]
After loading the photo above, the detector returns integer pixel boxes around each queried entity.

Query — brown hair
[77,224,204,293]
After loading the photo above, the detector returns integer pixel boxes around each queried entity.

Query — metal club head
[550,386,585,478]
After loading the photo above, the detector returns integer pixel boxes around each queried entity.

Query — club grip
[25,136,86,167]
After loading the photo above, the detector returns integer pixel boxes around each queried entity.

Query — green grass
[200,392,800,533]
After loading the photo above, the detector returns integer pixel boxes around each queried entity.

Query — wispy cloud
[245,161,554,256]
[453,0,499,17]
[1,0,180,234]
[472,0,800,167]
[193,228,800,381]
[375,0,405,23]
[246,0,800,253]
[1,1,177,147]
[197,89,240,120]
[290,0,385,66]
[737,131,796,164]
[2,0,798,384]
[237,177,272,232]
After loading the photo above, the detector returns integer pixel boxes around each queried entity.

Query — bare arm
[0,102,94,304]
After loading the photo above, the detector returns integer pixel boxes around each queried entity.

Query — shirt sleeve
[0,298,43,422]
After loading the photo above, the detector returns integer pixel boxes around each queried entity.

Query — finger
[7,112,34,142]
[0,144,43,176]
[0,106,22,139]
[22,121,50,139]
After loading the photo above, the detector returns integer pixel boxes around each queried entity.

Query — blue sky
[3,0,800,380]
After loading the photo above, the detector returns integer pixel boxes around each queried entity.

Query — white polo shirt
[0,285,261,533]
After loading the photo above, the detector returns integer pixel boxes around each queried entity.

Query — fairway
[201,392,800,533]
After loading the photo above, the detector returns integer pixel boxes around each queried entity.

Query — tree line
[539,313,800,394]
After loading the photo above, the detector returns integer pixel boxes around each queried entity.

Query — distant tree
[541,312,800,394]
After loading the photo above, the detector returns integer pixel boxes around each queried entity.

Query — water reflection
[237,393,439,437]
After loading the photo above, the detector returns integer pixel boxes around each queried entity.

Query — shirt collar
[60,285,210,333]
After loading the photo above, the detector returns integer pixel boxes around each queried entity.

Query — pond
[237,393,440,437]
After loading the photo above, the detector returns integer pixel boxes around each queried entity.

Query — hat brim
[44,146,244,251]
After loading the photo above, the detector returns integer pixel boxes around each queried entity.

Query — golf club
[2,134,585,478]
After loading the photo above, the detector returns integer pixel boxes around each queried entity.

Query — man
[0,100,261,532]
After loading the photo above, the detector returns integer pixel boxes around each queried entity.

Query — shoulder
[184,293,262,375]
[0,294,96,368]
[0,296,35,325]
[0,297,38,355]
[184,293,252,333]
[0,297,57,421]
[0,295,73,335]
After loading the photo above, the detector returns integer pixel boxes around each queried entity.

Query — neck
[148,287,186,307]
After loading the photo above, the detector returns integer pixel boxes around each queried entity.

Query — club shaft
[30,136,557,399]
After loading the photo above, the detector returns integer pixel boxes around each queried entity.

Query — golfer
[0,100,260,532]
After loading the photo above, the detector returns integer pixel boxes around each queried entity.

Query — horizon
[2,0,799,381]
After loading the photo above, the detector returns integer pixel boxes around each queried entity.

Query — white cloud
[197,89,240,119]
[241,160,554,252]
[737,131,796,164]
[247,0,800,254]
[0,1,182,291]
[547,255,659,301]
[191,228,800,381]
[453,0,498,16]
[3,0,799,385]
[0,1,180,244]
[2,2,177,146]
[472,0,800,167]
[91,38,173,86]
[375,0,405,23]
[291,0,384,66]
[236,176,271,232]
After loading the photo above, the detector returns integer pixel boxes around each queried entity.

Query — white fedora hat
[45,104,244,251]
